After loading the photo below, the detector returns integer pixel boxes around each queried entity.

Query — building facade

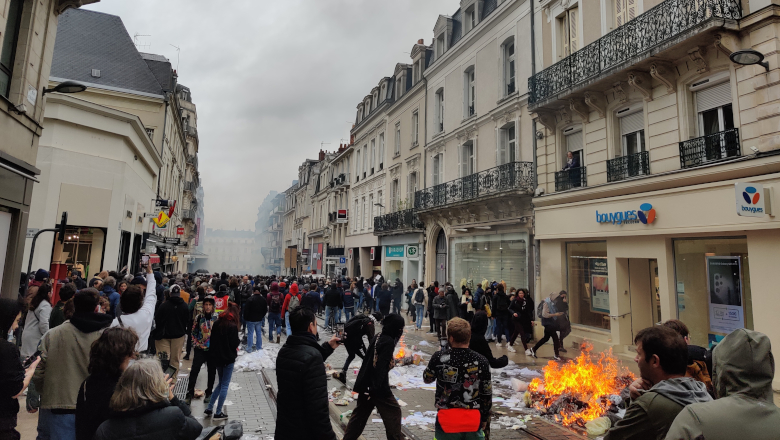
[0,0,99,299]
[529,0,780,388]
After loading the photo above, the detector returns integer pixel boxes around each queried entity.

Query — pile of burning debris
[526,343,634,430]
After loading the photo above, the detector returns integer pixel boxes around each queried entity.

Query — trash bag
[196,426,221,440]
[223,420,243,440]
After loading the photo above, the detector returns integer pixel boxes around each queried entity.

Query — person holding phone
[0,298,40,440]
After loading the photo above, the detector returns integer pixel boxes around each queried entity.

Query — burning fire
[394,334,407,359]
[529,343,634,427]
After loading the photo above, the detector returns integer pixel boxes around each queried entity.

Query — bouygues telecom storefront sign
[596,203,657,225]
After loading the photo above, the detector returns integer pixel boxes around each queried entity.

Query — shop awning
[149,254,161,264]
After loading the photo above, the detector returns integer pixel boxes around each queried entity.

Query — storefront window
[53,228,106,278]
[449,232,528,291]
[566,241,609,330]
[674,237,752,348]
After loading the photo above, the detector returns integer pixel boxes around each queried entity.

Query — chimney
[418,39,424,45]
[319,149,325,161]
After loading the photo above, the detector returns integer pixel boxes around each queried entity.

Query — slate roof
[51,9,166,96]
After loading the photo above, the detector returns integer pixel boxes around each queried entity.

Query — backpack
[536,301,545,321]
[414,288,425,304]
[289,294,301,310]
[214,295,228,313]
[269,293,282,313]
[495,294,510,313]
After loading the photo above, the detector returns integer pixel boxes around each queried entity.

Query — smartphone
[336,322,345,339]
[22,350,41,369]
[164,365,177,378]
[140,254,150,268]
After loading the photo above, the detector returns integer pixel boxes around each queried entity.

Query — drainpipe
[421,74,428,285]
[156,92,170,198]
[530,0,542,303]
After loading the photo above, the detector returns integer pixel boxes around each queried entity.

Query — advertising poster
[706,256,745,335]
[590,258,610,314]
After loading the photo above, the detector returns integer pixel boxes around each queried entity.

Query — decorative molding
[583,91,606,119]
[627,71,654,102]
[428,141,445,156]
[649,61,676,94]
[714,33,737,60]
[569,98,590,123]
[688,47,708,74]
[557,106,571,124]
[388,163,402,179]
[534,110,557,131]
[612,81,629,104]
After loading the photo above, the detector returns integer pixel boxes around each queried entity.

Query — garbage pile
[233,345,282,372]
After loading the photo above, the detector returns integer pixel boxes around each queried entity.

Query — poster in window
[706,256,745,335]
[590,258,610,314]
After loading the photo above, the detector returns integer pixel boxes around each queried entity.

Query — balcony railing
[374,209,424,234]
[607,151,650,182]
[679,128,740,169]
[415,161,534,210]
[186,125,198,138]
[186,154,198,169]
[528,0,741,106]
[182,209,196,220]
[184,181,197,192]
[555,167,587,192]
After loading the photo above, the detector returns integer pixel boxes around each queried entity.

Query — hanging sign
[735,183,769,217]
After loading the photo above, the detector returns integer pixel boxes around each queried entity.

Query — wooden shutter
[626,0,637,22]
[498,129,507,166]
[696,82,732,113]
[568,8,578,53]
[615,0,625,27]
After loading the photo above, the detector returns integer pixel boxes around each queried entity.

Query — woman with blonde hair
[94,358,201,440]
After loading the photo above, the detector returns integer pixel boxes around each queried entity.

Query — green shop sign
[385,245,405,258]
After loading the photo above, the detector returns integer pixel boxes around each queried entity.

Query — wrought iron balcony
[679,128,740,169]
[184,181,197,192]
[186,154,198,169]
[374,209,424,234]
[182,209,196,220]
[414,161,534,210]
[528,0,741,106]
[555,167,587,192]
[607,151,650,182]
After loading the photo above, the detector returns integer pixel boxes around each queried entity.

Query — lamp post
[730,49,770,72]
[42,80,88,95]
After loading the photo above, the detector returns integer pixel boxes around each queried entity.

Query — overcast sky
[83,0,454,231]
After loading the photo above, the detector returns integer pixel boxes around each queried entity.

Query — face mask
[7,330,13,342]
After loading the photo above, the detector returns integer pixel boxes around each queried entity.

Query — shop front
[535,174,780,390]
[448,230,531,292]
[345,232,379,279]
[379,233,423,288]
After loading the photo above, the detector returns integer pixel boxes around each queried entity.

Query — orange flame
[394,334,407,359]
[529,343,634,426]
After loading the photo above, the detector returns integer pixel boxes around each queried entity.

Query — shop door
[436,230,447,283]
[628,258,661,339]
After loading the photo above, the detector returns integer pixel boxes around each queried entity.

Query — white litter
[402,411,437,426]
[388,365,435,390]
[417,340,432,347]
[229,383,243,391]
[234,346,281,372]
[222,400,234,406]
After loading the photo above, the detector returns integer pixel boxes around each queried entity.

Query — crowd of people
[1,266,778,440]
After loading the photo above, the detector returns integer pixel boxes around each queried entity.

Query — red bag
[437,408,481,433]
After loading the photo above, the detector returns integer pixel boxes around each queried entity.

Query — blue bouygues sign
[596,203,656,225]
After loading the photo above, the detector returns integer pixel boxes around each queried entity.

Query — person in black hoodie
[76,327,138,440]
[391,278,404,315]
[427,282,438,333]
[375,283,393,316]
[243,286,268,353]
[94,358,201,440]
[469,311,509,368]
[0,298,39,440]
[204,305,240,419]
[508,288,534,353]
[153,285,190,376]
[275,307,341,440]
[336,312,382,384]
[492,284,513,349]
[445,285,460,321]
[323,281,343,330]
[343,314,405,440]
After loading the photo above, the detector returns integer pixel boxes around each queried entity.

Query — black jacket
[275,334,336,440]
[153,296,190,340]
[469,311,509,368]
[0,339,24,418]
[300,291,321,313]
[208,320,240,367]
[375,288,393,310]
[94,398,201,440]
[76,374,118,440]
[509,297,534,334]
[243,294,268,322]
[445,290,460,320]
[323,286,343,308]
[353,314,403,399]
[492,292,511,318]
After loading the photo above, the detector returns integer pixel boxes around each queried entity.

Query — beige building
[530,0,780,388]
[0,0,99,298]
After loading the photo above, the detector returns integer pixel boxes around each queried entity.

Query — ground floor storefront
[0,152,38,299]
[345,233,380,279]
[379,233,423,287]
[536,173,780,390]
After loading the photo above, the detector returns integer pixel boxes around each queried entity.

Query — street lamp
[730,49,770,72]
[42,80,88,95]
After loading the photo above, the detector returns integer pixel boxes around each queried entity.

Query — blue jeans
[246,320,262,352]
[285,311,291,336]
[415,304,425,328]
[207,363,235,415]
[37,409,76,440]
[485,317,494,339]
[325,306,340,327]
[267,312,282,341]
[494,315,512,343]
[343,306,354,322]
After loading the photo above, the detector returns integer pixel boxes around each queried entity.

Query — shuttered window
[566,131,583,152]
[696,82,732,113]
[620,112,644,136]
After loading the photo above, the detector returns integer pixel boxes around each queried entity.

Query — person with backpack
[529,292,565,360]
[412,283,426,331]
[281,283,301,337]
[492,284,513,352]
[266,282,284,344]
[243,286,268,353]
[213,284,230,315]
[336,312,381,384]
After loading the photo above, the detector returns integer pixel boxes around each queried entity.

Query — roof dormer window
[436,34,446,59]
[396,75,404,99]
[465,5,477,32]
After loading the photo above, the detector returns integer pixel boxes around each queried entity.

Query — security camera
[534,186,545,197]
[520,217,528,224]
[536,130,544,140]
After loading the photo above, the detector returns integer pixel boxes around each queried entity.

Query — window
[498,123,516,165]
[407,172,418,206]
[0,0,24,97]
[435,89,445,133]
[696,81,734,136]
[145,128,155,140]
[353,199,359,231]
[460,141,475,177]
[377,190,383,215]
[396,76,403,99]
[432,153,443,185]
[362,197,367,229]
[465,6,477,32]
[412,111,419,146]
[362,145,368,178]
[614,0,637,27]
[504,41,516,95]
[567,241,609,329]
[464,68,475,117]
[368,193,374,226]
[558,7,579,58]
[355,149,361,181]
[394,123,401,156]
[436,34,446,58]
[618,108,646,158]
[564,126,583,167]
[390,179,399,212]
[370,139,376,174]
[379,133,385,170]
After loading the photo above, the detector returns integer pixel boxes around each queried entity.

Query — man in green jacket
[665,328,780,440]
[605,326,712,440]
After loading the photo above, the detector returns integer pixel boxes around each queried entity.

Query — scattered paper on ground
[234,345,282,371]
[388,365,435,390]
[402,411,438,426]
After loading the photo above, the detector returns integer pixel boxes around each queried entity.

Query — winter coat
[540,292,560,328]
[208,319,240,368]
[604,377,712,440]
[33,312,114,410]
[391,279,404,302]
[0,339,24,418]
[21,300,52,358]
[375,288,393,312]
[323,286,343,308]
[243,293,268,322]
[509,296,534,334]
[153,296,190,340]
[342,289,355,308]
[110,274,157,351]
[76,373,118,440]
[275,334,337,440]
[432,295,449,320]
[492,291,511,318]
[665,329,780,440]
[94,398,201,440]
[469,311,509,368]
[281,288,301,318]
[101,285,121,318]
[300,291,321,314]
[445,290,460,320]
[353,315,404,399]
